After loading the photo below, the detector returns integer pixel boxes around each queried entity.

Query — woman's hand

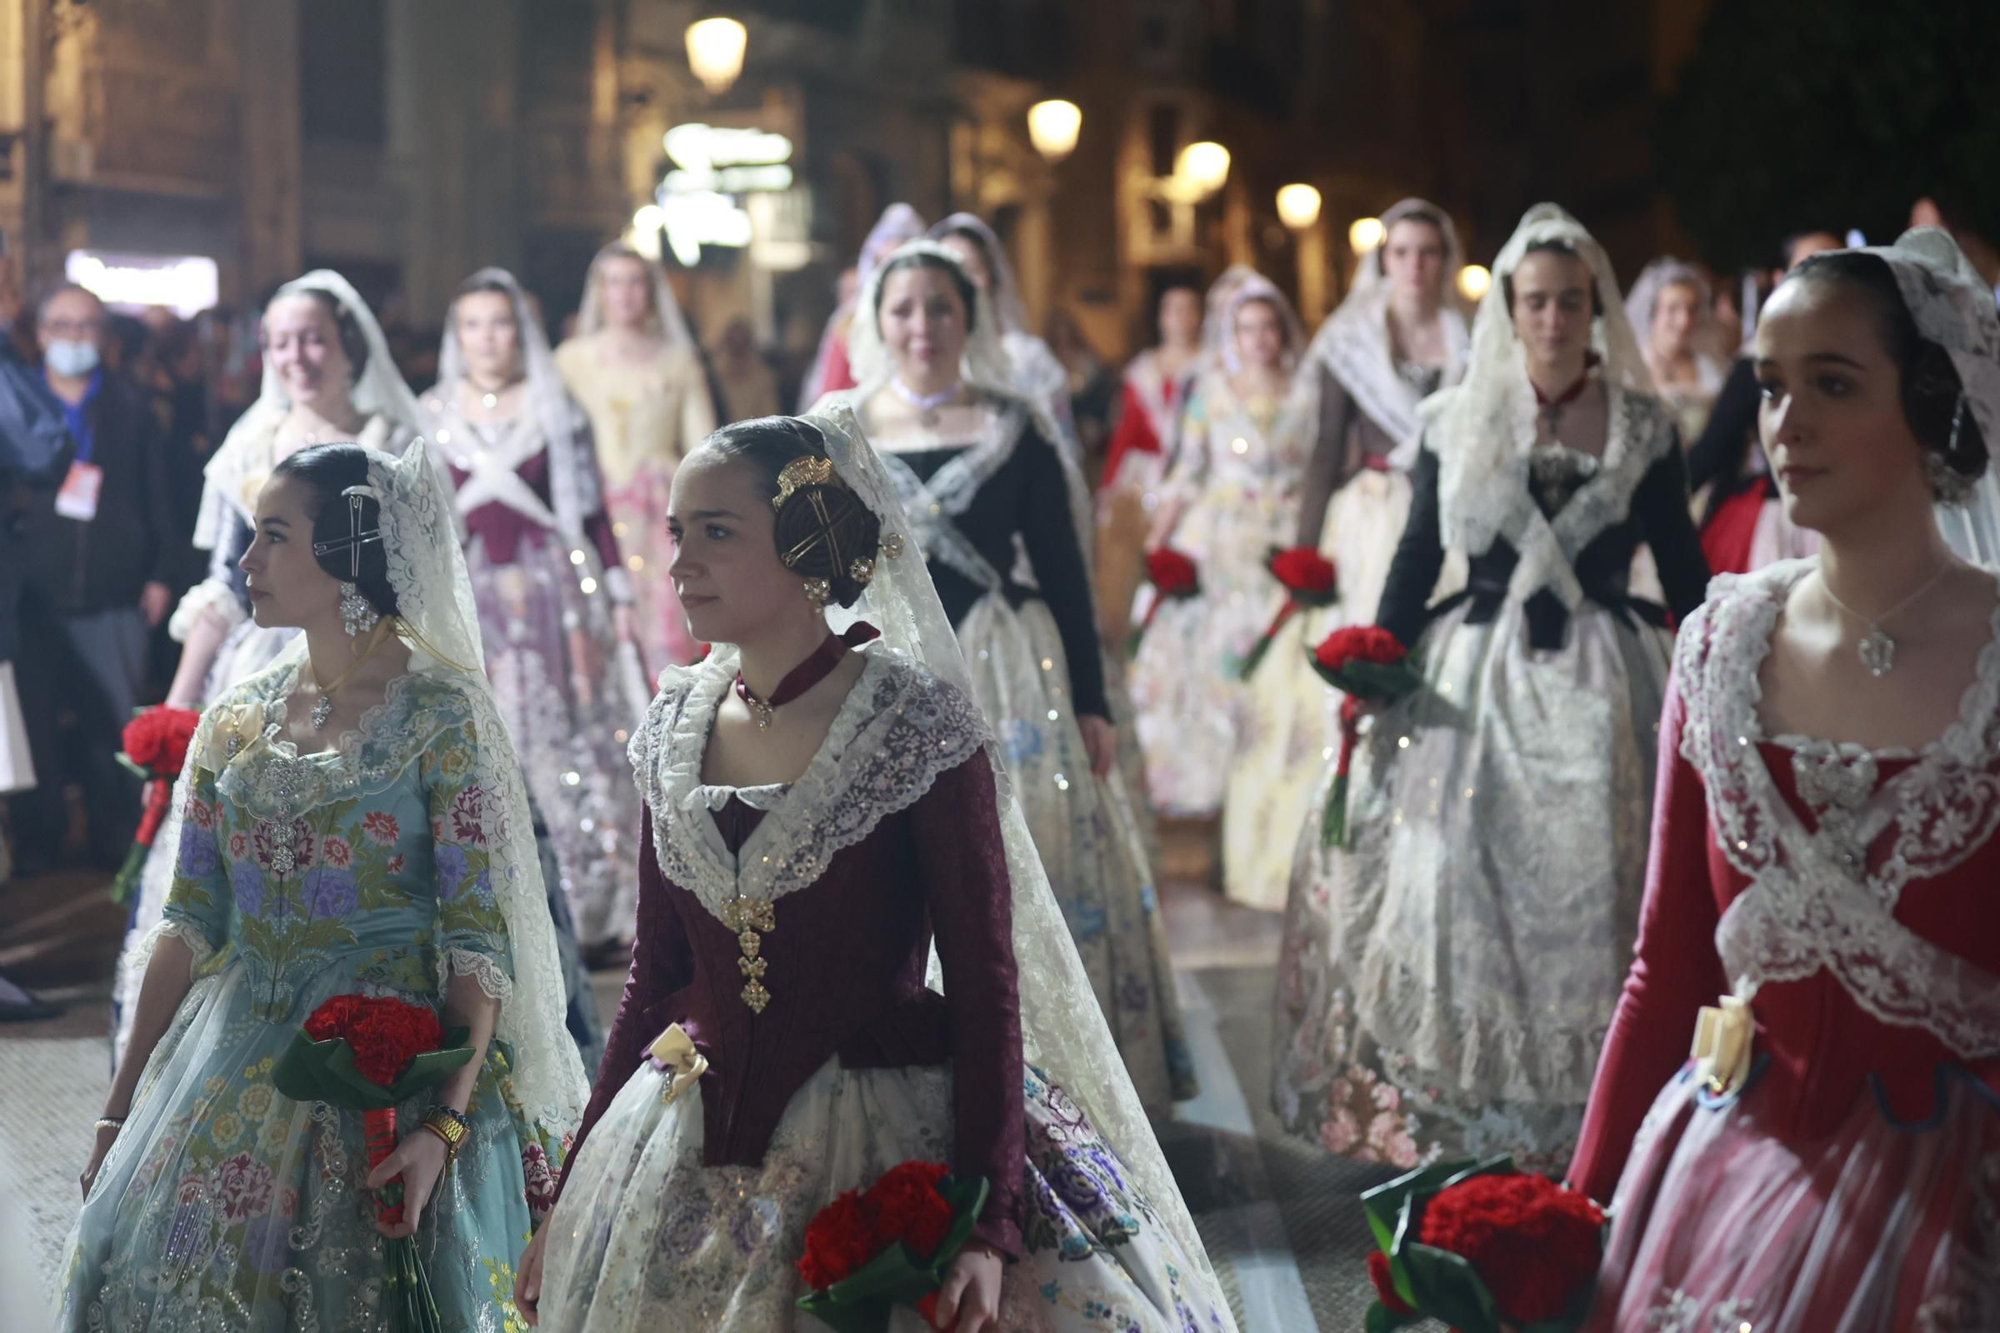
[1078,714,1117,779]
[931,1242,1004,1332]
[514,1225,548,1326]
[365,1127,451,1239]
[79,1122,122,1199]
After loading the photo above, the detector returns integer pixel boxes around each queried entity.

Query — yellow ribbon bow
[648,1023,710,1108]
[1689,984,1756,1098]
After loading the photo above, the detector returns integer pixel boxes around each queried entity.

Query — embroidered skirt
[538,1055,1230,1333]
[1271,597,1671,1172]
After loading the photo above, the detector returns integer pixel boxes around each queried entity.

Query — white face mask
[44,338,101,378]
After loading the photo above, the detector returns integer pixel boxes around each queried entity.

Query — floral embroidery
[320,835,352,868]
[227,832,249,861]
[176,818,219,878]
[302,868,357,919]
[362,811,399,845]
[450,785,488,846]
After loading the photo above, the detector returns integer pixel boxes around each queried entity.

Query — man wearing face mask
[19,283,177,862]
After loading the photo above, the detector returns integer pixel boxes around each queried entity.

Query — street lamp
[1027,99,1082,163]
[1174,141,1231,199]
[1276,184,1322,231]
[1458,264,1493,302]
[686,16,747,95]
[1348,216,1386,255]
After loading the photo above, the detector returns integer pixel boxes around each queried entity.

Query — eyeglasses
[41,318,101,338]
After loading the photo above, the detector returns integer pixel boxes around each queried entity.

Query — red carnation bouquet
[1128,547,1201,655]
[110,705,202,903]
[1238,546,1341,679]
[795,1161,990,1333]
[1361,1157,1606,1333]
[1308,625,1423,847]
[274,994,475,1333]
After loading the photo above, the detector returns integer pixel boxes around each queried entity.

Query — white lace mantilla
[1677,561,2000,1056]
[629,648,990,921]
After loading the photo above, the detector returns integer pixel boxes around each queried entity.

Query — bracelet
[420,1105,470,1162]
[95,1116,126,1133]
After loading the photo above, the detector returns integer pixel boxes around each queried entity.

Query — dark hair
[1780,228,1844,271]
[702,416,885,609]
[1501,239,1606,318]
[273,287,371,380]
[271,444,401,617]
[871,251,980,328]
[1373,208,1449,277]
[1787,250,1990,490]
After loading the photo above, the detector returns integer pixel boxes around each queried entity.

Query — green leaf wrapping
[795,1175,990,1333]
[271,1027,475,1111]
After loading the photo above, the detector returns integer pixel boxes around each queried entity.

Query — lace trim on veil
[1678,562,2000,1055]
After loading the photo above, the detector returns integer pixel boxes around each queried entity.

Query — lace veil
[298,440,587,1133]
[197,270,422,550]
[801,401,1236,1326]
[798,203,928,413]
[1852,227,2000,568]
[432,267,604,554]
[1429,203,1655,559]
[574,241,695,347]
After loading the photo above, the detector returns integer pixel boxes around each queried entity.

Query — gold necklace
[307,617,398,730]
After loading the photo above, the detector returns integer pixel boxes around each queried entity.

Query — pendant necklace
[734,624,880,731]
[890,377,961,429]
[1818,562,1952,678]
[307,617,398,730]
[1532,355,1596,437]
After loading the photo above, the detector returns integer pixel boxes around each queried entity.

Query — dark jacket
[0,330,72,663]
[23,368,179,616]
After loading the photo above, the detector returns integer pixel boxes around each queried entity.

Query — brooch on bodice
[720,896,776,1013]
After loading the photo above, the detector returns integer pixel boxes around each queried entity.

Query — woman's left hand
[1078,714,1117,779]
[931,1242,1004,1331]
[365,1127,451,1239]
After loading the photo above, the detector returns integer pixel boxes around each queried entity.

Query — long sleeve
[1101,379,1160,488]
[1568,677,1727,1204]
[1686,357,1759,496]
[1295,364,1358,547]
[422,717,513,988]
[553,812,693,1203]
[1017,429,1111,720]
[913,755,1026,1259]
[1632,440,1711,621]
[161,749,230,959]
[1375,444,1446,649]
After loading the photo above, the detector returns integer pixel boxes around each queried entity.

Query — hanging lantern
[685,16,747,96]
[1276,184,1322,231]
[1027,99,1083,163]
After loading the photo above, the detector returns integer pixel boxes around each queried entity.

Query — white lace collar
[629,647,991,919]
[1677,560,2000,1056]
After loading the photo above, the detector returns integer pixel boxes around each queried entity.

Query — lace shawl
[1677,561,2000,1056]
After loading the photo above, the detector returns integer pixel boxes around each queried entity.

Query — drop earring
[339,582,381,637]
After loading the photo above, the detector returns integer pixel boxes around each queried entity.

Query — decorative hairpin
[772,455,839,511]
[312,484,385,577]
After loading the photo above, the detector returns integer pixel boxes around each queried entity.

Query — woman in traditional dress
[420,268,644,954]
[1626,257,1730,602]
[512,407,1233,1332]
[556,242,717,672]
[818,241,1193,1112]
[1271,205,1709,1173]
[928,213,1079,454]
[1096,284,1203,641]
[798,204,927,410]
[1220,200,1471,911]
[64,441,587,1330]
[1570,228,2000,1331]
[1128,274,1312,820]
[114,273,422,1059]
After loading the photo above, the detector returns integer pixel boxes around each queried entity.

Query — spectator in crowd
[710,315,779,423]
[18,284,178,861]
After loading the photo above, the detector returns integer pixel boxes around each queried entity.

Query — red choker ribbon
[1534,350,1602,413]
[734,622,880,730]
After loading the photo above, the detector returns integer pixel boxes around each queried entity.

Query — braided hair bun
[703,416,887,608]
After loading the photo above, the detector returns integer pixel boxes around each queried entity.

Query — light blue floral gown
[61,666,566,1332]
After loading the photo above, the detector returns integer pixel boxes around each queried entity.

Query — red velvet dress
[1570,561,2000,1332]
[534,649,1235,1332]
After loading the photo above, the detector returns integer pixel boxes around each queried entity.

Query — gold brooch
[772,455,838,511]
[720,897,777,1013]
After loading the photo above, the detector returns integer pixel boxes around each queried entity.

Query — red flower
[361,812,400,846]
[1144,548,1200,597]
[797,1189,877,1291]
[866,1161,955,1258]
[122,706,201,777]
[1366,1250,1417,1317]
[1269,547,1337,596]
[301,994,445,1088]
[1314,625,1408,672]
[1418,1173,1605,1324]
